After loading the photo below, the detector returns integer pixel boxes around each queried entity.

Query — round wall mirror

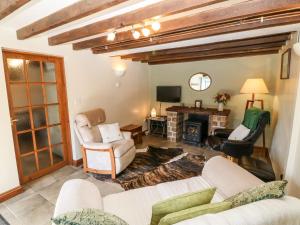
[189,73,212,91]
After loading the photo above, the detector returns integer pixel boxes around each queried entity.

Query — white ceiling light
[151,21,161,31]
[142,27,151,37]
[132,30,141,39]
[293,32,300,56]
[107,31,116,41]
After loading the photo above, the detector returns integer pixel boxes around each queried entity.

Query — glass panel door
[3,51,70,184]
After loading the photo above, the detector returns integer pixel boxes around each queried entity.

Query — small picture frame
[280,49,291,80]
[195,100,202,109]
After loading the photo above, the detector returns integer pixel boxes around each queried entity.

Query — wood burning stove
[183,114,208,146]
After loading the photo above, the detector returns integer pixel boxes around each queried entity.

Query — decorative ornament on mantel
[214,92,231,112]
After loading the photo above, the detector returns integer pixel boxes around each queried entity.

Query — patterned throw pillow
[52,209,129,225]
[226,180,287,208]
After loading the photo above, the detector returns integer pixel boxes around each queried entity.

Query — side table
[147,116,167,138]
[120,124,143,145]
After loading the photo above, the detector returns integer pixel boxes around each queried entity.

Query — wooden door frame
[2,48,73,184]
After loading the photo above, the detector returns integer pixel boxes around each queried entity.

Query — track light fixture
[151,21,161,31]
[142,27,151,37]
[131,26,141,39]
[107,31,116,41]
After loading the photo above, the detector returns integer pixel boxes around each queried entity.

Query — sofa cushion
[226,180,287,208]
[52,209,128,225]
[113,139,135,158]
[78,126,102,143]
[151,188,216,225]
[202,156,263,198]
[103,176,223,225]
[158,201,232,225]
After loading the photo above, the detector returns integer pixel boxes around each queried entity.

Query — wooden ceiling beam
[81,0,300,52]
[91,11,300,54]
[0,0,30,20]
[146,49,279,65]
[17,0,129,40]
[141,45,282,62]
[119,34,290,59]
[48,0,223,46]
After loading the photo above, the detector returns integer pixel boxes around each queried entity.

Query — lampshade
[240,78,269,94]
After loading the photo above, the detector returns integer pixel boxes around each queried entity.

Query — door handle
[11,118,19,124]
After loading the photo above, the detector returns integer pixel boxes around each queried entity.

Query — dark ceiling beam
[91,11,300,54]
[146,49,280,65]
[119,34,290,60]
[141,45,282,62]
[17,0,129,40]
[79,0,300,52]
[48,0,223,46]
[0,0,30,20]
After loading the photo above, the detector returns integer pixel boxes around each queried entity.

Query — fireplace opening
[183,114,208,146]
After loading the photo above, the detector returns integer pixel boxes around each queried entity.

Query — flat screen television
[157,86,181,103]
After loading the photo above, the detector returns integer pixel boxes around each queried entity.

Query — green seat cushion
[242,107,263,131]
[151,188,216,225]
[226,180,287,208]
[158,201,232,225]
[52,208,129,225]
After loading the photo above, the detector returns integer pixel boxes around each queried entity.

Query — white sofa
[54,156,300,225]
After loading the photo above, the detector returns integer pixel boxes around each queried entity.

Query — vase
[218,103,224,112]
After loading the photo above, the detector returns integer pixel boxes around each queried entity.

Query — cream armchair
[74,108,136,179]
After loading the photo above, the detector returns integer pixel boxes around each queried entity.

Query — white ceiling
[0,0,299,56]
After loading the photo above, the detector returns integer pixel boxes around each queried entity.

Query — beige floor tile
[51,166,77,180]
[0,204,22,225]
[85,177,124,197]
[27,174,57,192]
[3,187,35,206]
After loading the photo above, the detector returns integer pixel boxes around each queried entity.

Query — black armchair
[207,111,270,158]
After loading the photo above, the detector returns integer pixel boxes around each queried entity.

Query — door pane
[45,84,58,104]
[21,154,37,177]
[7,59,25,82]
[52,145,64,164]
[11,84,28,107]
[27,61,42,82]
[50,125,62,145]
[43,62,56,82]
[18,132,34,154]
[38,150,51,170]
[35,129,49,149]
[29,85,44,105]
[15,108,31,131]
[47,105,60,125]
[32,107,46,128]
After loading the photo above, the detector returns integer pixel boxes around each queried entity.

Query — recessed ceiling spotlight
[151,21,161,31]
[132,30,141,39]
[107,31,116,41]
[142,27,151,37]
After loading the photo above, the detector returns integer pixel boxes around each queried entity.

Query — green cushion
[226,180,287,208]
[151,188,216,225]
[242,107,263,131]
[52,208,129,225]
[158,201,232,225]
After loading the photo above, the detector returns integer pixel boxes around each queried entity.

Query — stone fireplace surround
[166,106,230,142]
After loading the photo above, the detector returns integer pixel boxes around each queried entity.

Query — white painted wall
[0,27,150,194]
[270,34,300,179]
[149,55,278,147]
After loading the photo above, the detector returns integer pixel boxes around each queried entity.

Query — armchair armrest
[214,128,234,139]
[221,140,253,158]
[122,131,132,140]
[83,142,112,150]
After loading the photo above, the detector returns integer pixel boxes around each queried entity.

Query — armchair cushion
[213,129,233,139]
[83,142,112,150]
[99,123,123,143]
[113,139,135,158]
[228,124,250,141]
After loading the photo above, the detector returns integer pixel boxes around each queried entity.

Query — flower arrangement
[214,92,231,105]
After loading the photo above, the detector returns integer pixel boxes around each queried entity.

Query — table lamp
[240,78,269,110]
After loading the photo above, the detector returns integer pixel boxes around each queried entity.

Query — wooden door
[2,50,72,184]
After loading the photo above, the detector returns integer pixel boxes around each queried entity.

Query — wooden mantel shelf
[166,106,230,116]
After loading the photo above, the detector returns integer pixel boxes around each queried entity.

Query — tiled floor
[0,135,219,225]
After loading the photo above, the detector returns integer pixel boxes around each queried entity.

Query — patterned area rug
[0,215,9,225]
[93,146,206,190]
